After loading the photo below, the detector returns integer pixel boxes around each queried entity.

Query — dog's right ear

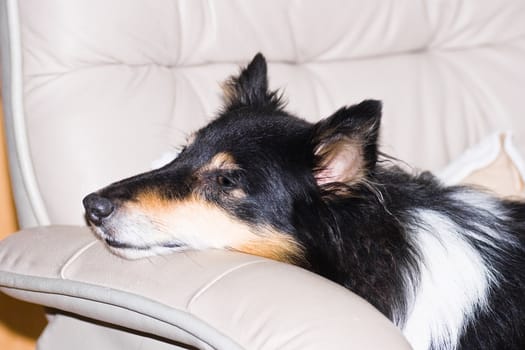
[221,53,284,111]
[311,100,382,188]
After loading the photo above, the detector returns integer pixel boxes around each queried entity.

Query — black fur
[84,54,525,350]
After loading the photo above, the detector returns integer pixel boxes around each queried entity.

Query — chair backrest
[2,0,525,227]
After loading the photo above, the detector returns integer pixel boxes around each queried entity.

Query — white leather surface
[0,226,411,350]
[3,0,524,225]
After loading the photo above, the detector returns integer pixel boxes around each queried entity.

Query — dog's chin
[88,223,188,260]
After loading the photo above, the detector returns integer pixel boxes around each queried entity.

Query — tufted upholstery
[1,1,525,349]
[2,0,525,227]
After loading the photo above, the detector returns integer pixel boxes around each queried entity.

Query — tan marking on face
[134,190,168,211]
[233,231,305,265]
[124,195,256,247]
[201,152,239,172]
[120,195,304,264]
[226,188,246,200]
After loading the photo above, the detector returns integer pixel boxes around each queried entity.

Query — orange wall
[0,99,18,238]
[0,97,46,349]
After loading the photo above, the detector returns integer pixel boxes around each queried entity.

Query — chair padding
[0,226,410,349]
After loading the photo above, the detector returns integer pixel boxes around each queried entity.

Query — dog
[83,53,525,350]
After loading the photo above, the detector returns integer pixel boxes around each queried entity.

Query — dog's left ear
[312,100,382,187]
[221,53,284,111]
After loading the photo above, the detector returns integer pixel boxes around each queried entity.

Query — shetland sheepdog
[84,54,525,350]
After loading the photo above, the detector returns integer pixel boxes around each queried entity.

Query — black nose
[83,193,115,226]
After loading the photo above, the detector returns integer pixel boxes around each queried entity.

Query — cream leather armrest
[0,226,410,349]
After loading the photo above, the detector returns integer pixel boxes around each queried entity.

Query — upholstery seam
[186,259,268,312]
[59,240,99,279]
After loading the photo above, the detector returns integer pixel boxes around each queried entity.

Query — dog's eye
[216,174,236,188]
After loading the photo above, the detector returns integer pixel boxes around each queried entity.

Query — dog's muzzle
[83,193,115,226]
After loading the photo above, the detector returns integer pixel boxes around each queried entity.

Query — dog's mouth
[87,222,189,259]
[103,238,185,250]
[100,236,189,259]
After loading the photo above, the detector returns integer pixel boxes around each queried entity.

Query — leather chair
[1,0,524,349]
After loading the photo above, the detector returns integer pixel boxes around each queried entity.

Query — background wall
[0,99,17,238]
[0,96,45,349]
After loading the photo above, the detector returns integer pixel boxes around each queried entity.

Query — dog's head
[83,53,382,262]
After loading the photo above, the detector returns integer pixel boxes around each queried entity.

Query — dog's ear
[221,53,284,111]
[312,100,382,187]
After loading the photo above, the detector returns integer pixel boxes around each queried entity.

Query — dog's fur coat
[84,54,525,350]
